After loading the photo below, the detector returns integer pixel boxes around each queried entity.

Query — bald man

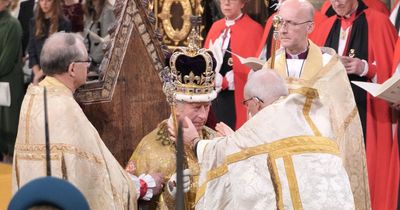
[256,0,325,61]
[171,69,356,209]
[264,0,333,80]
[261,1,370,208]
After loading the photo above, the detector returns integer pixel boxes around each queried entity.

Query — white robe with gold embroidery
[195,88,355,210]
[12,77,137,210]
[195,43,370,209]
[267,41,370,209]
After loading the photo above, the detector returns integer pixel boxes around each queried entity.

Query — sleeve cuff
[128,173,156,200]
[363,60,376,80]
[139,174,156,201]
[196,140,211,164]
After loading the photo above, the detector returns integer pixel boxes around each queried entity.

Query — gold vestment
[129,121,216,210]
[12,77,137,210]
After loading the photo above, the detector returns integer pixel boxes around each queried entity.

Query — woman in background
[28,0,71,84]
[204,0,262,130]
[84,0,115,73]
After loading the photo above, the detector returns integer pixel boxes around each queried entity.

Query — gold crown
[168,29,217,102]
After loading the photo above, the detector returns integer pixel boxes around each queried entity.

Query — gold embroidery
[195,164,228,204]
[302,96,321,136]
[337,106,358,138]
[25,94,35,144]
[156,121,174,146]
[302,42,323,80]
[16,153,60,161]
[14,143,105,165]
[283,156,303,210]
[305,54,339,86]
[268,155,284,210]
[271,41,323,80]
[132,121,216,209]
[225,136,338,165]
[289,87,322,136]
[195,136,340,203]
[288,87,319,99]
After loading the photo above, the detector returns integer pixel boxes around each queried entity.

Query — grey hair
[40,32,85,76]
[244,70,288,106]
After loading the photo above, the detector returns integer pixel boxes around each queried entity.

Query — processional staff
[270,15,283,69]
[160,28,203,210]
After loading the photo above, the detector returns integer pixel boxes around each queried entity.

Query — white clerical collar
[286,46,309,59]
[225,13,243,27]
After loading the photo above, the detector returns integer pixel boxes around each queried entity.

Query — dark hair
[84,0,107,21]
[40,33,85,75]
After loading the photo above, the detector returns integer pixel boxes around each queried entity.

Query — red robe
[205,14,263,129]
[320,0,390,16]
[256,14,275,58]
[256,10,326,58]
[389,38,400,210]
[314,5,398,210]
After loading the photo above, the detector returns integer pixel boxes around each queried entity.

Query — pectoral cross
[340,28,347,40]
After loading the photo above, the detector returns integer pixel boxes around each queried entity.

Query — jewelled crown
[168,29,217,102]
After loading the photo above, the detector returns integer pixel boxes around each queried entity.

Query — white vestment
[195,88,355,210]
[12,77,137,210]
[267,41,370,209]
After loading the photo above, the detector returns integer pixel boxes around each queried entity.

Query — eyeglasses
[242,96,264,106]
[275,18,313,30]
[73,57,93,70]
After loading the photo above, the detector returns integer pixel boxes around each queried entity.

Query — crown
[168,29,217,102]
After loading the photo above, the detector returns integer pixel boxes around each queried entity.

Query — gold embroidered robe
[129,121,216,210]
[266,40,370,209]
[196,88,355,210]
[195,42,369,209]
[12,77,137,210]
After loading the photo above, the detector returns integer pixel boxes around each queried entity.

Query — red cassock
[314,4,398,210]
[389,38,400,210]
[204,14,263,129]
[320,0,389,16]
[256,10,326,59]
